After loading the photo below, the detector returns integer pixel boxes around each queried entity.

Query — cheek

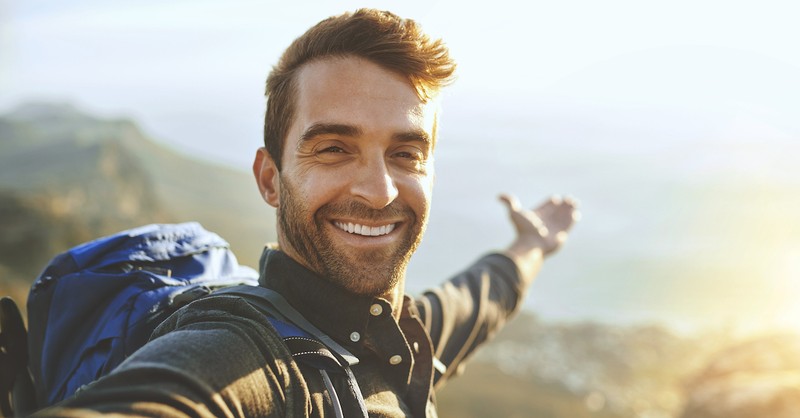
[400,174,434,215]
[289,170,350,210]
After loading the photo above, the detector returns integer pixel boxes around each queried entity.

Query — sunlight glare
[773,248,800,334]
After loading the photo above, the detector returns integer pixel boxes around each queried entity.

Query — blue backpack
[0,223,366,417]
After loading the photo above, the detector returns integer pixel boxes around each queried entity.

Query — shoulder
[152,292,294,360]
[111,293,313,416]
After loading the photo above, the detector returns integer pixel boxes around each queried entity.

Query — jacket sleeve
[32,295,308,418]
[415,253,530,388]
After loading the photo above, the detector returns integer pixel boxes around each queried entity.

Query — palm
[499,194,579,256]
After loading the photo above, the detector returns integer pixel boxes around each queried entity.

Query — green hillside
[0,102,275,300]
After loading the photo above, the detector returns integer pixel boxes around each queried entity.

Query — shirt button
[350,332,361,342]
[369,304,383,316]
[389,355,403,365]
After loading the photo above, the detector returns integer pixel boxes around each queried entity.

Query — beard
[277,177,426,297]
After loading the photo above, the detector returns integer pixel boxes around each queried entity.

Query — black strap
[319,370,344,418]
[215,286,360,367]
[0,297,37,417]
[213,286,368,417]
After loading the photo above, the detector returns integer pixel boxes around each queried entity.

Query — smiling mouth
[333,221,397,237]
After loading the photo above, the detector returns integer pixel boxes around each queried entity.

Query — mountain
[0,102,275,297]
[436,311,741,418]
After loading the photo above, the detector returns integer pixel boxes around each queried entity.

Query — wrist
[503,241,544,282]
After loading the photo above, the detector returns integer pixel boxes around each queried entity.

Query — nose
[350,157,399,209]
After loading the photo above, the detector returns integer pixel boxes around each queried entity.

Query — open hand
[499,194,580,257]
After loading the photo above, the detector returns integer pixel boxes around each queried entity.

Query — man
[38,8,578,417]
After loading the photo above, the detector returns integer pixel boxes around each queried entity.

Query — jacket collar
[257,248,381,352]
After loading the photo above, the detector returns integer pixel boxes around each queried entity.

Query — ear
[253,147,280,208]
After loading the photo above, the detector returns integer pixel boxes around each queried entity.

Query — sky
[3,0,798,168]
[2,0,800,335]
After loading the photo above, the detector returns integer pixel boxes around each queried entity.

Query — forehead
[291,57,438,134]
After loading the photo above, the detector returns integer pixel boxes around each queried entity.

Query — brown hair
[263,8,457,170]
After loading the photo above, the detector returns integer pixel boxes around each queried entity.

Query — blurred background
[2,1,799,416]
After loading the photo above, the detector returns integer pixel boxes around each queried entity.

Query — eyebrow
[299,123,431,145]
[300,123,362,142]
[392,130,431,145]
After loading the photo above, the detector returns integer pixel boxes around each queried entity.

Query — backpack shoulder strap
[213,286,367,418]
[214,286,359,367]
[0,297,37,417]
[264,316,367,418]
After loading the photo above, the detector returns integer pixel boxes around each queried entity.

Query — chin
[323,249,408,297]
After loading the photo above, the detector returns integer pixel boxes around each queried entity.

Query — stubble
[277,177,426,296]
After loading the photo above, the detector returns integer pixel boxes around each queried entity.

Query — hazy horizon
[2,0,799,337]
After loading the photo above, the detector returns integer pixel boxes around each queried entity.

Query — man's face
[258,56,437,298]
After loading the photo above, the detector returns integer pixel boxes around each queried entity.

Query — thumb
[498,193,522,213]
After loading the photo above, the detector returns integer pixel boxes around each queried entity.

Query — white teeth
[335,222,396,237]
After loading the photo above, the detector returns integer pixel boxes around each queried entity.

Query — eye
[319,146,345,154]
[311,142,353,164]
[391,146,430,174]
[393,148,425,161]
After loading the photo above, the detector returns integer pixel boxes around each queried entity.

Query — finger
[563,195,580,208]
[535,195,562,210]
[498,193,522,213]
[533,197,557,217]
[539,202,579,233]
[556,207,580,231]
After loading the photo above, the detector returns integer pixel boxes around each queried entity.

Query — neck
[379,276,406,320]
[273,242,408,320]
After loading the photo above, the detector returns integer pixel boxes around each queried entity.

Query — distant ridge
[5,102,97,122]
[0,102,275,283]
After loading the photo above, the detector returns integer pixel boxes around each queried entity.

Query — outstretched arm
[419,194,579,386]
[500,194,580,281]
